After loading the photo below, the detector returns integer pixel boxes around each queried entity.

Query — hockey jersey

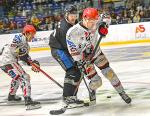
[0,34,31,66]
[66,22,102,62]
[49,18,74,51]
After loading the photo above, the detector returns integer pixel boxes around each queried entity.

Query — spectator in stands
[31,14,41,30]
[139,10,145,22]
[0,19,4,30]
[128,17,133,23]
[144,6,150,18]
[122,10,129,24]
[133,11,141,23]
[115,15,123,24]
[9,20,17,30]
[129,8,135,19]
[45,17,51,30]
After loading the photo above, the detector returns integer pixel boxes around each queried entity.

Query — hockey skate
[8,94,22,101]
[119,92,132,104]
[50,96,87,115]
[6,94,22,105]
[63,96,86,109]
[24,97,41,110]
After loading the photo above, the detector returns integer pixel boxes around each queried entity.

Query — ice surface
[0,44,150,116]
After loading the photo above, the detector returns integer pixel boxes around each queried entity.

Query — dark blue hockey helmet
[64,5,77,14]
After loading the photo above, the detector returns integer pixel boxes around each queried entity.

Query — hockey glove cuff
[31,60,40,73]
[98,22,108,37]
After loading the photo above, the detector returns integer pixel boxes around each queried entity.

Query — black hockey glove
[98,22,108,37]
[75,60,92,76]
[31,60,40,73]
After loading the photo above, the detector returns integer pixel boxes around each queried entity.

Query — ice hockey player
[0,25,41,110]
[49,5,86,107]
[66,7,132,104]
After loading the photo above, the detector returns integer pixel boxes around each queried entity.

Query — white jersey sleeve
[11,34,30,56]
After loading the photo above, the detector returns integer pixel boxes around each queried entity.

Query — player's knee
[89,74,102,90]
[64,78,79,86]
[66,67,81,82]
[22,73,30,82]
[101,67,116,80]
[11,79,19,87]
[98,62,109,70]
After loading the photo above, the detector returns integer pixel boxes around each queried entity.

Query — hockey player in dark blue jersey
[49,5,86,106]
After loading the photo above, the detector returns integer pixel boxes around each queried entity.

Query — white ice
[0,44,150,116]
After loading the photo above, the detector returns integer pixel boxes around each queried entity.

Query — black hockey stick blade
[49,102,90,115]
[50,107,66,115]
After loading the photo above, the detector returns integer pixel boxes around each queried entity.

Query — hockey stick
[82,72,96,104]
[29,61,63,89]
[49,35,103,115]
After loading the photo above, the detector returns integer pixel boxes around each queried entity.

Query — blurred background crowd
[0,0,150,34]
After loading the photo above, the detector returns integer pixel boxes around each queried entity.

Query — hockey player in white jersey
[66,8,131,104]
[0,25,41,110]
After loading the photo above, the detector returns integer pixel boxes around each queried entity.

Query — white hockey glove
[31,60,40,73]
[89,75,102,90]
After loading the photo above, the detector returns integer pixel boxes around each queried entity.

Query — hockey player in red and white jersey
[66,8,131,104]
[0,25,41,110]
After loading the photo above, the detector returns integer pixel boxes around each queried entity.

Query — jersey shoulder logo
[66,39,78,54]
[13,34,22,44]
[66,39,76,48]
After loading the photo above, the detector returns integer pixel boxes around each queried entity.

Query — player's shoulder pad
[67,24,79,37]
[13,34,23,44]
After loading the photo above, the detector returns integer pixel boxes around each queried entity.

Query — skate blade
[26,104,41,110]
[67,103,85,109]
[88,100,96,106]
[84,99,96,106]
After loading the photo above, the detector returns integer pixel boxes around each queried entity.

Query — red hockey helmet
[82,8,99,20]
[23,25,36,34]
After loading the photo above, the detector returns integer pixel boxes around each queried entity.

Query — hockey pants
[0,62,31,97]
